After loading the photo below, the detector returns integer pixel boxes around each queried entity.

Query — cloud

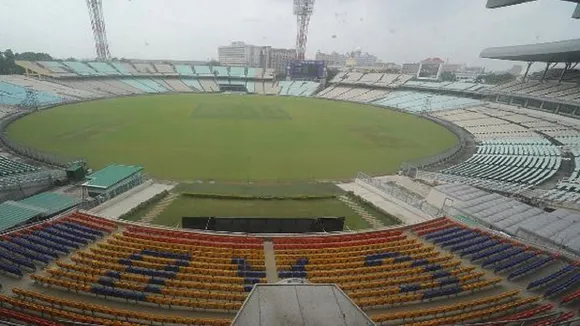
[0,0,577,70]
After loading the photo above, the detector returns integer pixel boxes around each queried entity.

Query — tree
[0,49,56,75]
[15,52,53,61]
[440,71,457,82]
[0,49,23,74]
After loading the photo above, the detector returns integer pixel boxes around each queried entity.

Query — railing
[355,171,441,217]
[400,114,470,170]
[447,205,580,261]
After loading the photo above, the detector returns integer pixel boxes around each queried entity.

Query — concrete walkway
[139,193,180,223]
[338,195,384,229]
[338,181,433,226]
[90,181,175,219]
[263,240,279,284]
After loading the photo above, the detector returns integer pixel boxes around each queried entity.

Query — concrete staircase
[338,195,384,229]
[263,240,279,283]
[139,193,180,224]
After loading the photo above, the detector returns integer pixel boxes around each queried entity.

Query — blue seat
[91,285,147,301]
[460,240,500,257]
[450,237,490,252]
[471,244,512,262]
[425,227,462,240]
[0,241,50,264]
[481,248,525,268]
[528,265,576,290]
[125,266,177,279]
[439,276,460,286]
[508,257,554,280]
[12,237,60,257]
[423,285,461,299]
[400,283,421,292]
[439,232,481,247]
[0,249,35,270]
[0,261,23,277]
[544,273,580,297]
[61,222,103,236]
[366,252,401,260]
[432,229,473,244]
[51,224,97,241]
[494,252,537,273]
[141,249,191,261]
[411,259,429,267]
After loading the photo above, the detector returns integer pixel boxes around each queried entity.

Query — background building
[266,48,296,73]
[218,42,294,72]
[401,63,420,75]
[315,49,378,67]
[315,51,346,66]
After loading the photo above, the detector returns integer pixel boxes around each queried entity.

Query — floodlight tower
[86,0,111,60]
[293,0,315,60]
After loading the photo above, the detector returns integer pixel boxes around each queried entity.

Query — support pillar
[523,61,533,81]
[540,62,551,82]
[558,62,571,84]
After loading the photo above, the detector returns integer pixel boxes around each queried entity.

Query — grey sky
[0,0,578,71]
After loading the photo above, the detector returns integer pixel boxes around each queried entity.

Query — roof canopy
[83,164,143,189]
[486,0,580,19]
[480,38,580,63]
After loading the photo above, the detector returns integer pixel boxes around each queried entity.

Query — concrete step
[338,195,384,229]
[139,193,180,223]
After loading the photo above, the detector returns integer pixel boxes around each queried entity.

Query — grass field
[150,196,372,230]
[7,94,457,182]
[175,182,344,196]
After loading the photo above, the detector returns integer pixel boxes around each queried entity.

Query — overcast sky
[0,0,578,71]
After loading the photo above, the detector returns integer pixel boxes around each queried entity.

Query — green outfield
[7,93,457,182]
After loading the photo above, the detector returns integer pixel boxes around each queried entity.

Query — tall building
[315,50,378,67]
[315,51,346,66]
[217,42,294,72]
[268,48,296,73]
[350,50,377,67]
[218,42,265,67]
[401,63,420,75]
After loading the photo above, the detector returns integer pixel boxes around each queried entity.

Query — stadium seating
[439,139,560,186]
[229,67,246,78]
[164,78,193,92]
[274,229,507,311]
[181,78,204,91]
[153,63,175,74]
[21,216,265,313]
[0,80,63,105]
[5,288,232,325]
[199,79,219,92]
[0,75,95,100]
[175,64,195,76]
[87,62,119,75]
[212,66,229,77]
[62,61,100,76]
[110,62,136,75]
[194,65,213,76]
[133,63,157,74]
